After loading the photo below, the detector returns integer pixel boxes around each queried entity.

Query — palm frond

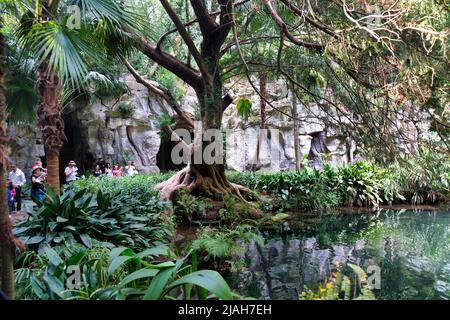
[16,19,109,89]
[73,0,148,35]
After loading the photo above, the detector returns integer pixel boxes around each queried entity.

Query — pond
[227,209,450,300]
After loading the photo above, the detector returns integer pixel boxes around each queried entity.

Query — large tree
[0,3,26,299]
[127,0,447,200]
[131,0,251,201]
[0,11,14,298]
[15,0,145,194]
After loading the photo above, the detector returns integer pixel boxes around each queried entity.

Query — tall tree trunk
[0,26,15,299]
[36,61,64,195]
[145,0,249,202]
[155,73,249,201]
[291,82,301,171]
[252,70,267,172]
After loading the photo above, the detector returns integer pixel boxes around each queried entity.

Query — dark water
[227,209,450,300]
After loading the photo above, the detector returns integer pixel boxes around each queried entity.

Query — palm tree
[0,1,28,299]
[15,0,143,194]
[0,11,14,299]
[0,0,142,297]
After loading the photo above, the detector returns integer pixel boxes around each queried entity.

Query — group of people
[92,158,139,178]
[63,158,139,182]
[5,157,139,214]
[6,160,47,214]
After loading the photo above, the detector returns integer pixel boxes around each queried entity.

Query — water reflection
[228,209,450,300]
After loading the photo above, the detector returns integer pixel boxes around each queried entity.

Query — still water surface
[228,209,450,300]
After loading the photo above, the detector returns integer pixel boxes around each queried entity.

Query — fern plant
[299,263,376,300]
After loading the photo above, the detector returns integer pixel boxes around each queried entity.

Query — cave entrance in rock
[156,138,184,172]
[60,112,95,181]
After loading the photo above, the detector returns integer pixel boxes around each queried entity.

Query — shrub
[15,244,237,300]
[388,147,450,204]
[333,162,385,207]
[115,102,135,118]
[173,189,209,221]
[227,160,431,210]
[218,194,239,223]
[65,173,175,199]
[190,225,261,271]
[13,186,173,251]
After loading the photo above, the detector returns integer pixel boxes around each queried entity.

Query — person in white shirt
[8,164,26,212]
[64,160,79,183]
[125,161,138,177]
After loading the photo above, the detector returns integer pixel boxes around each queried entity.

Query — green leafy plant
[115,102,135,118]
[235,98,252,120]
[388,147,450,205]
[15,244,237,300]
[14,187,173,251]
[190,225,260,271]
[299,263,376,300]
[218,194,238,223]
[174,189,208,221]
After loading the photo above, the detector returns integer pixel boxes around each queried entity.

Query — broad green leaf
[235,98,252,120]
[26,235,45,245]
[108,256,134,275]
[45,247,64,266]
[169,270,234,300]
[144,267,174,300]
[118,268,159,288]
[80,234,93,248]
[110,247,135,261]
[136,246,173,259]
[56,216,69,223]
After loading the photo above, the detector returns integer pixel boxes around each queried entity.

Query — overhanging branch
[124,60,194,128]
[159,0,212,85]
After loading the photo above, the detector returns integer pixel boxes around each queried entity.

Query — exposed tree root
[155,164,251,202]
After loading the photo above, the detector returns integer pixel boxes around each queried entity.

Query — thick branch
[216,0,234,44]
[221,93,233,112]
[157,0,249,49]
[264,0,324,52]
[189,0,218,37]
[139,39,202,90]
[124,60,194,127]
[159,0,211,84]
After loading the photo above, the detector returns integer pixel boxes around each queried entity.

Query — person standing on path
[8,164,26,212]
[6,179,15,214]
[97,158,108,175]
[112,165,123,177]
[64,160,79,183]
[31,167,47,203]
[125,161,138,177]
[93,165,103,177]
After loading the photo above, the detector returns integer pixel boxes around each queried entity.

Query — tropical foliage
[15,243,237,300]
[228,157,449,211]
[299,263,376,300]
[13,185,173,251]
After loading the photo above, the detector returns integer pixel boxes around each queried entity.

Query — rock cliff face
[62,74,164,174]
[7,124,44,178]
[8,74,416,175]
[220,79,354,171]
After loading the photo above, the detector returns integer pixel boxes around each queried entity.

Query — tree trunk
[36,61,64,195]
[252,70,267,172]
[0,26,15,299]
[155,76,250,201]
[291,83,301,171]
[45,150,60,194]
[144,0,246,202]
